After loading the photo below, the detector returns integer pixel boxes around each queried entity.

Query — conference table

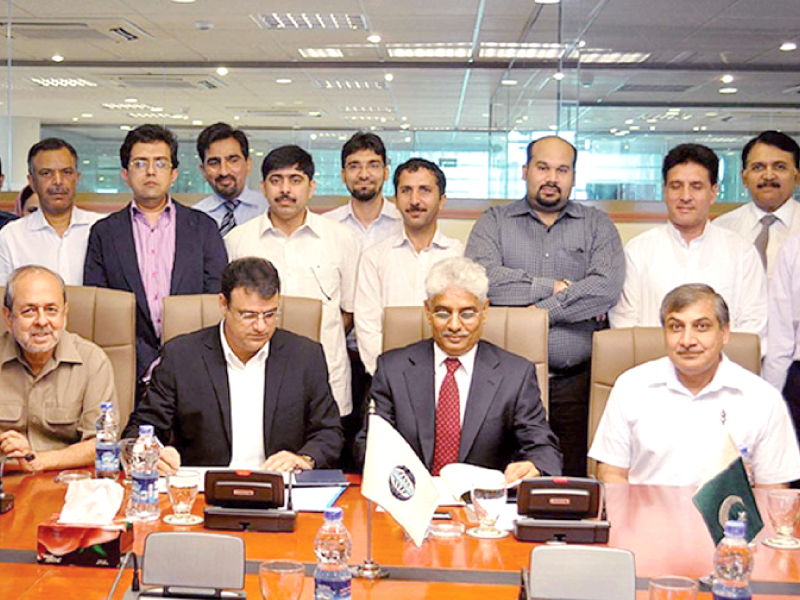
[2,471,800,599]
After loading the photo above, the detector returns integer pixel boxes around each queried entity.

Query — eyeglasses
[129,158,173,171]
[344,161,384,173]
[233,309,279,324]
[431,310,480,322]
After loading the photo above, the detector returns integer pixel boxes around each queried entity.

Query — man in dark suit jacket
[356,257,562,481]
[83,124,227,381]
[123,257,343,471]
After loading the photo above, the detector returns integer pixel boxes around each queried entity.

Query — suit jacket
[83,201,228,379]
[0,210,17,230]
[123,326,343,468]
[357,339,562,476]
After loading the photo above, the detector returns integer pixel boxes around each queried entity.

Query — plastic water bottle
[94,401,120,480]
[314,507,352,600]
[738,446,755,487]
[126,425,160,522]
[712,520,753,600]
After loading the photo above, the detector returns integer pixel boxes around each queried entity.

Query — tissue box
[36,515,133,567]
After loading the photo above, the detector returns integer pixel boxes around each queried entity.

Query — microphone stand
[0,454,14,514]
[352,401,388,579]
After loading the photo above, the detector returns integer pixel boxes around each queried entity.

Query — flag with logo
[361,413,440,547]
[692,432,763,544]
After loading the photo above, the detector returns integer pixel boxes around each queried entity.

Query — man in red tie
[356,256,562,482]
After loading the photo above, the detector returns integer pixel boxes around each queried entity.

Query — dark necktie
[754,214,778,269]
[432,357,461,475]
[219,198,241,236]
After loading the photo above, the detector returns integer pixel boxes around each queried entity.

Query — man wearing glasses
[355,257,562,481]
[123,257,343,472]
[84,124,228,386]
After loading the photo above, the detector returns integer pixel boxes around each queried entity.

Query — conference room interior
[2,0,800,598]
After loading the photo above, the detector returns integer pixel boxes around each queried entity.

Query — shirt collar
[211,187,261,210]
[0,330,83,371]
[393,226,453,250]
[27,206,93,232]
[262,208,319,237]
[131,195,174,217]
[507,198,582,222]
[218,320,270,369]
[666,219,709,246]
[663,353,739,398]
[751,197,797,227]
[433,340,478,378]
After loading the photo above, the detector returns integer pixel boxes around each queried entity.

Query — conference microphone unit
[0,455,14,514]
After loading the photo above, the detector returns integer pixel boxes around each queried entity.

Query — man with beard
[0,266,117,472]
[355,158,463,375]
[323,132,401,248]
[225,145,359,418]
[0,138,103,285]
[466,136,624,476]
[193,122,267,235]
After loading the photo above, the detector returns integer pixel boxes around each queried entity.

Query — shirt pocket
[45,405,80,429]
[310,264,341,304]
[0,404,23,425]
[556,246,588,280]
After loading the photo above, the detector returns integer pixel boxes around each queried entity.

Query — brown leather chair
[382,305,550,411]
[587,326,761,475]
[161,293,323,344]
[0,285,137,429]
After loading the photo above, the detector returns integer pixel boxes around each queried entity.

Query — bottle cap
[324,507,343,522]
[139,424,154,436]
[724,519,747,538]
[100,401,113,412]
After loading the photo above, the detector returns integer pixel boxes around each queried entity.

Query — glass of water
[763,490,800,549]
[163,469,202,526]
[467,475,509,539]
[259,561,305,600]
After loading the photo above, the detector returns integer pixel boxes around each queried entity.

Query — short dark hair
[659,283,729,328]
[27,138,78,174]
[526,136,578,168]
[197,122,249,162]
[4,265,67,311]
[662,143,719,185]
[393,158,446,195]
[742,130,800,169]
[341,132,387,168]
[261,145,314,180]
[120,124,179,169]
[221,257,281,302]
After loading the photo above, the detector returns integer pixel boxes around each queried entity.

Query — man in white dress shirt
[609,143,767,345]
[355,158,464,375]
[192,122,267,235]
[715,131,800,278]
[0,138,101,286]
[592,283,800,487]
[225,145,360,417]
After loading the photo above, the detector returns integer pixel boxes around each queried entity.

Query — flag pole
[353,401,388,579]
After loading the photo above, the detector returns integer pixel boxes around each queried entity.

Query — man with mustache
[84,124,228,386]
[715,131,800,278]
[592,283,800,487]
[193,122,267,235]
[0,138,103,285]
[225,145,360,419]
[610,144,766,347]
[355,158,463,376]
[0,266,117,473]
[466,136,624,477]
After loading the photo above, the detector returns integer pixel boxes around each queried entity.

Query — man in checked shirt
[466,136,624,476]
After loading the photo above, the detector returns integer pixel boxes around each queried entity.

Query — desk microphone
[0,454,15,514]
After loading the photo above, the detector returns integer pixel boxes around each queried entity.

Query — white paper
[58,479,125,525]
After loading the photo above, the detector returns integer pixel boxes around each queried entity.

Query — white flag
[361,414,439,547]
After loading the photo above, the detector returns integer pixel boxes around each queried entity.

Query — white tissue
[58,479,125,525]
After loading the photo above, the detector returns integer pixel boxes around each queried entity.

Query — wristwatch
[299,454,316,469]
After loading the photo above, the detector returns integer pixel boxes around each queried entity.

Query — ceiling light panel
[387,43,472,58]
[298,48,345,58]
[251,13,368,30]
[315,79,386,90]
[342,106,394,113]
[31,77,97,87]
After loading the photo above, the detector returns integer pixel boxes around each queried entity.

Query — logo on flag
[389,466,415,501]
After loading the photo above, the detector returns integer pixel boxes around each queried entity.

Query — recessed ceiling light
[233,115,240,121]
[780,41,797,52]
[276,78,292,84]
[171,0,196,3]
[553,72,565,81]
[719,87,738,94]
[693,126,700,131]
[624,119,634,125]
[400,123,410,130]
[629,125,640,131]
[124,97,137,103]
[720,74,734,84]
[705,112,719,117]
[650,126,656,131]
[192,120,203,126]
[120,125,133,131]
[216,66,229,76]
[501,79,518,86]
[71,117,78,121]
[81,113,93,118]
[51,54,64,63]
[308,111,322,117]
[310,134,318,140]
[384,73,394,82]
[548,125,558,130]
[404,136,411,143]
[367,34,381,44]
[535,0,560,4]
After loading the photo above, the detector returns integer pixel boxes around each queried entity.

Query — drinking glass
[118,438,137,483]
[649,575,698,599]
[259,561,305,600]
[762,490,800,549]
[467,476,509,539]
[163,469,202,525]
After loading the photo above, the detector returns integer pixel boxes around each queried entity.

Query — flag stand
[352,499,388,579]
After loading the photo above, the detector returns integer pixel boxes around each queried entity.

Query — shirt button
[545,253,550,258]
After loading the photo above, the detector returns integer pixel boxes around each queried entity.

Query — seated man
[356,256,562,482]
[123,257,343,472]
[591,283,800,487]
[1,265,117,472]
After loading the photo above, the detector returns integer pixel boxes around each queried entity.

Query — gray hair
[4,265,67,311]
[425,257,489,303]
[659,283,729,327]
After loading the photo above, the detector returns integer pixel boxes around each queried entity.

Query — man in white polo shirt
[591,283,800,487]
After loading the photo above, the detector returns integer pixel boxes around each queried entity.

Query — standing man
[225,145,360,417]
[355,158,463,375]
[466,136,624,476]
[84,124,228,384]
[323,131,401,248]
[0,139,102,285]
[609,144,767,345]
[193,122,267,235]
[715,131,800,278]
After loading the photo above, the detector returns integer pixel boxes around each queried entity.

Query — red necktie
[433,358,461,475]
